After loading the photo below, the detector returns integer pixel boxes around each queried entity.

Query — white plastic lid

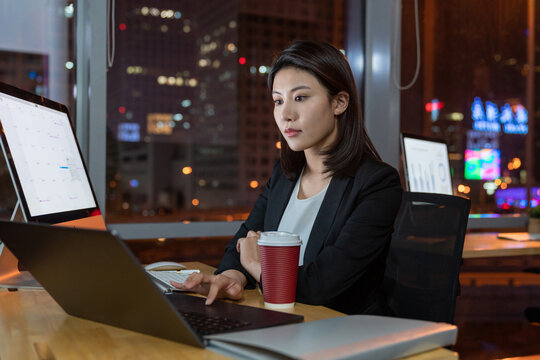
[258,231,302,246]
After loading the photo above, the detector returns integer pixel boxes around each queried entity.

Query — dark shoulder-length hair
[267,40,381,179]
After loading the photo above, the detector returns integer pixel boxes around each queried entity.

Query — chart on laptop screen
[0,92,96,217]
[401,134,453,195]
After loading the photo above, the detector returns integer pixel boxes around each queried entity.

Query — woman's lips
[284,128,301,137]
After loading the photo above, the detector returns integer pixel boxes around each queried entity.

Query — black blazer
[216,159,403,314]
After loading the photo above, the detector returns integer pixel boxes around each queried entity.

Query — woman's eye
[295,96,306,102]
[273,99,283,105]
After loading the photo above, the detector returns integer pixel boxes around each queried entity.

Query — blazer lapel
[265,175,296,230]
[303,176,351,264]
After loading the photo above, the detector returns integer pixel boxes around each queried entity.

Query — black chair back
[383,192,471,323]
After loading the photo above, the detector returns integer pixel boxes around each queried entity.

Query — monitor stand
[0,200,42,290]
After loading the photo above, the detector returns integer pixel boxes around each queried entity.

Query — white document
[497,232,540,242]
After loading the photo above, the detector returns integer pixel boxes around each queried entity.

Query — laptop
[400,133,453,195]
[0,220,303,348]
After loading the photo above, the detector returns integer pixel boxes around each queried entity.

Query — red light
[425,101,444,112]
[238,57,246,65]
[118,106,126,114]
[502,203,511,210]
[119,23,127,31]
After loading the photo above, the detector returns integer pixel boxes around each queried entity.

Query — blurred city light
[64,3,74,18]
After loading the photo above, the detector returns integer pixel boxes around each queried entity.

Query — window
[105,0,346,224]
[0,0,75,220]
[400,0,539,215]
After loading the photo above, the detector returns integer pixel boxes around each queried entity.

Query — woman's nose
[278,102,296,122]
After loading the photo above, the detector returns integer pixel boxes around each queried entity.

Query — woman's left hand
[236,230,262,281]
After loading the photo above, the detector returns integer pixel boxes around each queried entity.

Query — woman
[173,40,402,315]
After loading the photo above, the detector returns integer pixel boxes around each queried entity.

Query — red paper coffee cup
[258,231,302,309]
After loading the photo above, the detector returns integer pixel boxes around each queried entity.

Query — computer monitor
[400,133,453,195]
[0,81,103,224]
[0,81,105,288]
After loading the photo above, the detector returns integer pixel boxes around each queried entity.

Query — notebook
[206,315,457,360]
[497,232,540,242]
[0,220,303,348]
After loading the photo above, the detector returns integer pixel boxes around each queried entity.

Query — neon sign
[471,97,528,135]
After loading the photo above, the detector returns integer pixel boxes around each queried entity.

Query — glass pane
[0,0,75,220]
[400,0,539,214]
[106,0,346,223]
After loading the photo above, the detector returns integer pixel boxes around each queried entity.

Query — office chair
[383,192,471,324]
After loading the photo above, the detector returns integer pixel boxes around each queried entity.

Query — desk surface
[463,232,540,258]
[0,262,456,360]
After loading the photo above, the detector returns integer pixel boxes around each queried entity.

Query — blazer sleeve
[214,161,282,288]
[295,163,402,305]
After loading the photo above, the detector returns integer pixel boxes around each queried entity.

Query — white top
[277,174,329,266]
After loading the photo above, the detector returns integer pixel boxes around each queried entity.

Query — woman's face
[272,67,344,153]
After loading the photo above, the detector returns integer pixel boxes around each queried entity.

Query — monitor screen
[401,133,453,195]
[0,82,100,223]
[464,148,500,181]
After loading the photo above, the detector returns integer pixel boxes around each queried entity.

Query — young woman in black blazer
[173,40,402,315]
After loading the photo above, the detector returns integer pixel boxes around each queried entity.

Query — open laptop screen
[400,133,453,195]
[0,81,99,223]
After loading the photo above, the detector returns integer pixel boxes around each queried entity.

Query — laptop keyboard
[180,310,251,336]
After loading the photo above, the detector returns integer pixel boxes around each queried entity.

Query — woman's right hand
[170,269,246,305]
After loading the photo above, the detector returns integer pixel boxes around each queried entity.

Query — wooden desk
[463,232,540,258]
[0,262,457,359]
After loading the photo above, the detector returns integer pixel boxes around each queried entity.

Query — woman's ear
[333,91,349,116]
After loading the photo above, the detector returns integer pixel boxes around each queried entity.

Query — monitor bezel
[0,81,101,224]
[400,132,454,195]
